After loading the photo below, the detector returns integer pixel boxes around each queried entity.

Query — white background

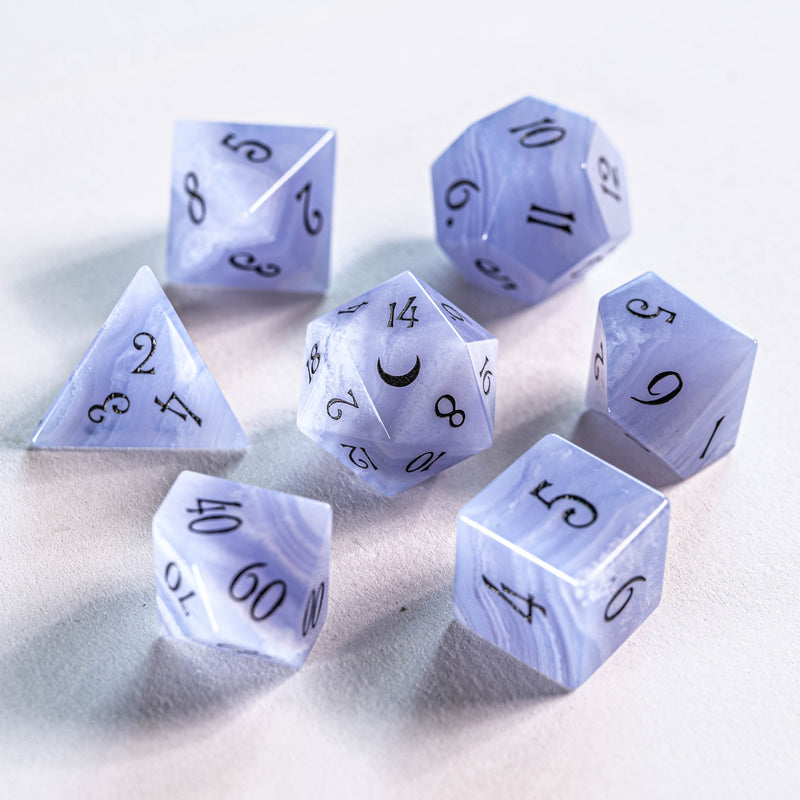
[1,2,797,798]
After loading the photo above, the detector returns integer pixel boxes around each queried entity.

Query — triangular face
[31,267,248,449]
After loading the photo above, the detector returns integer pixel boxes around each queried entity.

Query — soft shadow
[572,410,681,488]
[411,619,567,721]
[0,588,293,743]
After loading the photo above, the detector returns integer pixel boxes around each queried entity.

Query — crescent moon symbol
[376,355,421,387]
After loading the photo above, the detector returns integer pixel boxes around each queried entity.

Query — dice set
[29,98,758,687]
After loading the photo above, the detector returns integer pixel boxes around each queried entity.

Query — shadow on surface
[0,589,292,741]
[572,410,681,488]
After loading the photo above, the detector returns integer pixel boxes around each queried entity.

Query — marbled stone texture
[454,434,669,689]
[153,471,331,668]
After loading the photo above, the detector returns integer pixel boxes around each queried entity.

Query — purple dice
[30,267,248,449]
[297,272,498,496]
[587,272,758,478]
[154,471,331,667]
[454,434,670,689]
[432,96,630,305]
[167,120,335,293]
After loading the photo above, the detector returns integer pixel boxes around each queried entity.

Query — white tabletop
[1,2,797,798]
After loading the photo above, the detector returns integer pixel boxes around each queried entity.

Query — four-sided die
[167,120,335,293]
[153,471,331,667]
[432,95,631,305]
[587,271,758,478]
[297,271,498,496]
[454,434,670,689]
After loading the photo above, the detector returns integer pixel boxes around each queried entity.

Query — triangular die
[30,267,248,449]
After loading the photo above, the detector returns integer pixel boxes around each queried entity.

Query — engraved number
[406,451,446,473]
[183,171,206,224]
[302,582,326,636]
[229,252,281,278]
[154,392,202,426]
[444,179,481,227]
[475,258,517,291]
[530,480,598,528]
[630,371,683,406]
[508,117,566,148]
[88,392,130,423]
[295,181,323,235]
[435,394,465,428]
[186,498,243,534]
[604,576,646,621]
[337,301,369,315]
[306,343,321,383]
[594,341,604,380]
[165,561,195,616]
[598,156,622,202]
[527,203,575,234]
[441,302,465,322]
[479,356,493,394]
[387,296,418,328]
[482,575,546,623]
[340,444,378,470]
[327,389,359,420]
[131,332,157,374]
[221,132,272,163]
[229,562,287,622]
[626,299,676,323]
[700,416,725,459]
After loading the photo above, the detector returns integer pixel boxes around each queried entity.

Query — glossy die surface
[167,120,335,293]
[587,271,757,478]
[297,271,498,496]
[154,471,331,667]
[432,96,630,305]
[30,267,248,449]
[454,434,669,689]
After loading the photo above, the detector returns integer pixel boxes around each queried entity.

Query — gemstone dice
[297,271,498,496]
[587,271,758,478]
[30,266,248,449]
[432,96,630,305]
[454,434,670,689]
[153,471,331,667]
[167,120,335,293]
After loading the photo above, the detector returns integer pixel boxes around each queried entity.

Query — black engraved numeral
[387,296,419,328]
[441,302,465,322]
[88,392,130,423]
[229,252,281,278]
[302,582,326,636]
[306,343,321,383]
[527,203,575,234]
[406,451,446,473]
[295,181,323,235]
[626,299,676,323]
[154,392,202,426]
[530,480,598,528]
[475,258,517,291]
[327,390,359,420]
[229,562,287,622]
[186,498,243,534]
[598,156,622,201]
[377,355,421,387]
[165,562,196,616]
[508,117,566,148]
[700,416,725,459]
[131,332,157,374]
[631,371,683,406]
[604,576,646,621]
[221,132,272,163]
[340,443,378,470]
[183,171,206,224]
[479,356,493,395]
[482,575,546,623]
[435,394,466,428]
[444,179,481,227]
[594,341,605,380]
[337,301,369,315]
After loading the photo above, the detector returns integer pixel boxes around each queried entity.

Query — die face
[153,471,331,667]
[432,96,631,305]
[454,434,669,689]
[588,272,758,477]
[297,272,498,496]
[30,267,248,449]
[167,120,335,293]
